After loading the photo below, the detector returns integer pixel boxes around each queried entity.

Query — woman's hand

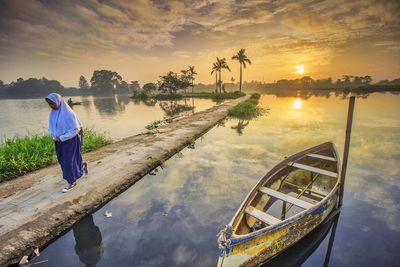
[55,136,61,143]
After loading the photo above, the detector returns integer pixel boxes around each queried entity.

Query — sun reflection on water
[292,97,303,109]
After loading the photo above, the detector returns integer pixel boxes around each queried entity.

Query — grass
[81,129,112,153]
[145,120,162,130]
[228,93,264,120]
[0,129,112,183]
[186,136,196,149]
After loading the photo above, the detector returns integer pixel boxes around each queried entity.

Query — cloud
[0,0,399,85]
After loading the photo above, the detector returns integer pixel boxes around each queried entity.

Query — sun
[292,97,302,109]
[295,65,305,75]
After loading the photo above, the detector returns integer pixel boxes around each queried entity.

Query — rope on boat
[217,224,233,250]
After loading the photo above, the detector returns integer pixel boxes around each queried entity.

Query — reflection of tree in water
[93,94,131,115]
[73,214,103,267]
[159,101,195,117]
[231,120,249,135]
[248,88,378,100]
[132,97,158,107]
[143,98,157,106]
[80,97,92,110]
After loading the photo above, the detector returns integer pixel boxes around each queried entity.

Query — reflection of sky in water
[23,93,400,266]
[0,96,217,141]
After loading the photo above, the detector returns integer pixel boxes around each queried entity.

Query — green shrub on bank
[154,93,183,100]
[131,91,151,100]
[228,93,264,120]
[0,129,112,182]
[183,91,246,100]
[81,129,112,153]
[131,91,246,102]
[145,120,162,130]
[250,93,261,100]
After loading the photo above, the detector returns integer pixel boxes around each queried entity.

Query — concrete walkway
[0,97,246,266]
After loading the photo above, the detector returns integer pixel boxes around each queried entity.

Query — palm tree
[216,57,231,93]
[187,66,197,93]
[211,62,219,93]
[181,66,197,93]
[232,48,251,92]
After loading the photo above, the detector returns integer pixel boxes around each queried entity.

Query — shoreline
[0,96,247,266]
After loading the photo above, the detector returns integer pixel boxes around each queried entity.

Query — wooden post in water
[339,96,355,207]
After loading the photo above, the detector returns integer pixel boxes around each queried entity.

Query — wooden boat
[217,142,341,267]
[265,210,340,267]
[68,101,82,106]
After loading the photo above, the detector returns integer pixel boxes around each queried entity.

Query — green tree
[143,82,157,92]
[185,66,197,93]
[211,62,219,93]
[216,57,230,93]
[79,75,89,89]
[90,70,122,92]
[362,75,373,85]
[117,81,130,93]
[232,48,251,92]
[130,81,141,92]
[158,71,190,94]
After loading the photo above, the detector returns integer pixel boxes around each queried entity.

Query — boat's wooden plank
[258,186,314,210]
[282,180,326,197]
[245,206,282,226]
[289,162,337,178]
[307,153,336,162]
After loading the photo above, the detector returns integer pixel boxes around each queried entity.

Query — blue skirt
[55,134,84,184]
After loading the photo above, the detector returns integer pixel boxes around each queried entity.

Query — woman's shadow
[73,215,103,267]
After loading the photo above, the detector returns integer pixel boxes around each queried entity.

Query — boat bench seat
[289,162,337,178]
[307,153,337,162]
[245,206,282,226]
[259,186,314,210]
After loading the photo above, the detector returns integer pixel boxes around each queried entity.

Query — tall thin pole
[339,96,355,207]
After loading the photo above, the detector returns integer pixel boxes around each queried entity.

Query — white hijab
[46,93,81,139]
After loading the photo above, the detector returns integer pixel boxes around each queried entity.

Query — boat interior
[233,144,339,235]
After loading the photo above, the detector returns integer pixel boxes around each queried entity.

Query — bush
[250,93,261,100]
[182,91,246,100]
[154,93,183,100]
[228,94,264,120]
[131,91,150,100]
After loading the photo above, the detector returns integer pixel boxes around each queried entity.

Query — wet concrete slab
[0,97,246,266]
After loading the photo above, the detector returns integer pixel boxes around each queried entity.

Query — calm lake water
[2,92,400,266]
[0,95,217,141]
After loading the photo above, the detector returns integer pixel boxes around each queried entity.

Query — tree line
[150,48,251,95]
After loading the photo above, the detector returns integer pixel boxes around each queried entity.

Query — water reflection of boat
[264,211,340,267]
[217,142,340,267]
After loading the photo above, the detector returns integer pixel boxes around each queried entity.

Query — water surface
[0,95,217,141]
[3,92,400,266]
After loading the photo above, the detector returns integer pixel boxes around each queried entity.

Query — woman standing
[45,93,88,193]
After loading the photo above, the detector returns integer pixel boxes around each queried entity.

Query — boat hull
[218,183,339,267]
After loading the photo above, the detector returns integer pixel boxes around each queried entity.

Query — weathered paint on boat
[218,142,340,267]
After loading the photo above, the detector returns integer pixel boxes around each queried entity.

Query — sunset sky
[0,0,399,87]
